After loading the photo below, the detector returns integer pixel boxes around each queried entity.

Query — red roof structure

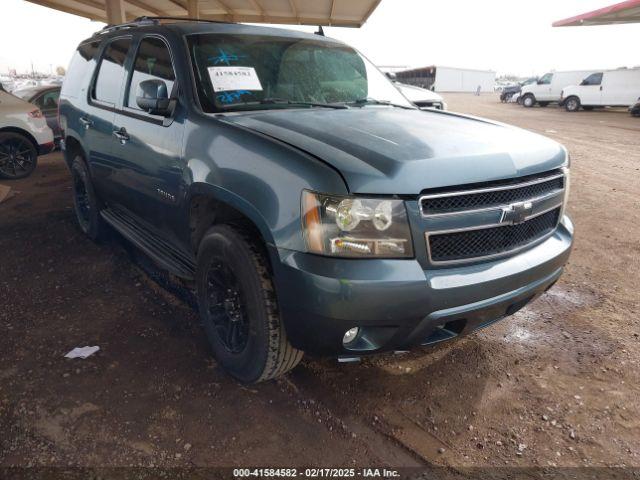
[553,0,640,26]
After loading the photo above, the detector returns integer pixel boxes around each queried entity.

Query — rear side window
[126,37,176,110]
[93,38,132,105]
[61,41,99,98]
[34,90,60,110]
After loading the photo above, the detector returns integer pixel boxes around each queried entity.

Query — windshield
[187,33,413,112]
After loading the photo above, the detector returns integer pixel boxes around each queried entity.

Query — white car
[0,90,54,179]
[395,83,448,110]
[560,68,640,112]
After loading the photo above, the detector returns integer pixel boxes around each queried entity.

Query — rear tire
[565,96,581,112]
[522,94,536,108]
[196,225,303,383]
[0,132,38,179]
[71,156,107,241]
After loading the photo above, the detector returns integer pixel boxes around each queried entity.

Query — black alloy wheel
[0,133,38,179]
[70,156,107,241]
[72,166,92,230]
[205,260,251,354]
[196,225,303,383]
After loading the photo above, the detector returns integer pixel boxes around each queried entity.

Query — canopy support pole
[105,0,126,24]
[187,0,200,19]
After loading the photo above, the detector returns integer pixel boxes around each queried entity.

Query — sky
[0,0,638,77]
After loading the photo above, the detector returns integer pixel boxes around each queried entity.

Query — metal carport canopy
[23,0,382,27]
[553,0,640,26]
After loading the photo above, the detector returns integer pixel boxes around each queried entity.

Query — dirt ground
[1,94,639,474]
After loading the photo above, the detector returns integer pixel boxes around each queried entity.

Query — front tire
[71,156,107,241]
[565,96,581,112]
[0,132,38,179]
[196,225,302,383]
[522,94,536,108]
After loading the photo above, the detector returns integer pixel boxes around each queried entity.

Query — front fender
[183,114,348,253]
[187,181,277,247]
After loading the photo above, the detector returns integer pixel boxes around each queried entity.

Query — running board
[101,208,196,280]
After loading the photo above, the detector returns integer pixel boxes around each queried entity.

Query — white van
[560,68,640,112]
[520,70,597,108]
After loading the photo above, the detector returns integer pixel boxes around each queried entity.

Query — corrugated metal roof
[24,0,382,27]
[553,0,640,26]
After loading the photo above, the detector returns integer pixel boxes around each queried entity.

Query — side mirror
[136,79,172,116]
[385,72,397,81]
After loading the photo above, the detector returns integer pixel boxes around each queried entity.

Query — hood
[395,83,444,103]
[503,85,521,93]
[223,107,566,194]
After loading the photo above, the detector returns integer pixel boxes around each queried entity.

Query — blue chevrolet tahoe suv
[59,18,573,383]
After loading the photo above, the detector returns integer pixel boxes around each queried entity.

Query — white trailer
[395,66,496,93]
[432,67,496,93]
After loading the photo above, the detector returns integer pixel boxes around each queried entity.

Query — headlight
[302,191,414,258]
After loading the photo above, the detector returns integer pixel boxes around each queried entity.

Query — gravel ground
[0,94,638,474]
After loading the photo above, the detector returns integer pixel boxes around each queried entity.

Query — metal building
[395,66,496,93]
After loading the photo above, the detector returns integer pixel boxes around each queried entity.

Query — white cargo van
[560,68,640,112]
[520,70,597,107]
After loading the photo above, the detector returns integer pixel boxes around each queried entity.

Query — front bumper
[272,216,573,356]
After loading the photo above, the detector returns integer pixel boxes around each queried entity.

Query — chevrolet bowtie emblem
[501,201,533,225]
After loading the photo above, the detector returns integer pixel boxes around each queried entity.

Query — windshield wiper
[260,97,349,109]
[351,98,416,110]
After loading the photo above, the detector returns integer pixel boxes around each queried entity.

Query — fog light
[343,327,360,345]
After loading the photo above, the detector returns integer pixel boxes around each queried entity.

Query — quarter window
[35,90,60,110]
[93,38,132,105]
[61,41,99,98]
[127,37,176,110]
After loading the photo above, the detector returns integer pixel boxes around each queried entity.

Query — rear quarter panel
[0,95,53,145]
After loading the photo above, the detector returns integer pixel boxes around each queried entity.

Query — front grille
[421,171,564,215]
[428,207,561,263]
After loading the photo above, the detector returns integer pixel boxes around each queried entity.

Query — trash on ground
[0,184,13,204]
[64,346,100,359]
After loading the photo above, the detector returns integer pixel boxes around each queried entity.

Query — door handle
[600,86,603,91]
[79,116,93,129]
[113,128,130,144]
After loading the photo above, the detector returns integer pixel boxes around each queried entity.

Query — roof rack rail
[96,17,157,35]
[133,16,234,25]
[95,16,234,36]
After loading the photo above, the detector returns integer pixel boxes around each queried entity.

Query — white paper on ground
[0,184,12,204]
[64,346,100,359]
[207,66,263,92]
